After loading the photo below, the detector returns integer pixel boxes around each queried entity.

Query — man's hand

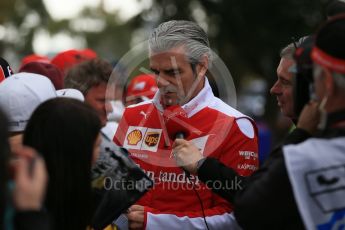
[127,205,145,230]
[172,139,204,174]
[297,100,321,135]
[12,146,48,211]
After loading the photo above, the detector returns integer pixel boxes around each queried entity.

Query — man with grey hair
[276,16,345,229]
[270,37,309,120]
[114,20,258,229]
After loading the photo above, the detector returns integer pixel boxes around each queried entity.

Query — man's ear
[196,55,209,78]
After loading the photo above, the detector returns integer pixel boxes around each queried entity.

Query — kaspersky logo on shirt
[124,126,162,152]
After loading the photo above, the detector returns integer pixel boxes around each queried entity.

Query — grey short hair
[149,20,211,66]
[280,36,309,59]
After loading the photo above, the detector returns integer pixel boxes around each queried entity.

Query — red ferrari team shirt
[114,78,258,229]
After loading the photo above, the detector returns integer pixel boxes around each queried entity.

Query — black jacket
[14,211,50,230]
[197,128,311,230]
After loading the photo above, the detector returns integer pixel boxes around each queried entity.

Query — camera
[91,140,153,230]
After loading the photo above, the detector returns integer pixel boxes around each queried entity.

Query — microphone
[163,105,190,140]
[175,132,185,139]
[163,105,191,177]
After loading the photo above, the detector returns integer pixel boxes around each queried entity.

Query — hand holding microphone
[163,105,204,174]
[172,139,204,174]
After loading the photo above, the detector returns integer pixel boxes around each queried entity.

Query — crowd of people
[1,3,345,230]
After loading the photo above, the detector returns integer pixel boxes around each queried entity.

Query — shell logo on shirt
[127,129,143,145]
[124,126,162,152]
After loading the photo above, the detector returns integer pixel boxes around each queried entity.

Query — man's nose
[270,81,282,95]
[156,75,170,87]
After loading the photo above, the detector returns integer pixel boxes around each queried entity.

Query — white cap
[0,72,57,132]
[56,88,85,101]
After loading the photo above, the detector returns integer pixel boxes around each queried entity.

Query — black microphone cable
[174,131,210,229]
[186,174,210,230]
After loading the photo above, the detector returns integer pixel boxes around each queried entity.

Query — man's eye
[151,69,159,75]
[167,70,181,77]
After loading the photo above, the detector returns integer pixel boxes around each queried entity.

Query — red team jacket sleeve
[218,117,259,177]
